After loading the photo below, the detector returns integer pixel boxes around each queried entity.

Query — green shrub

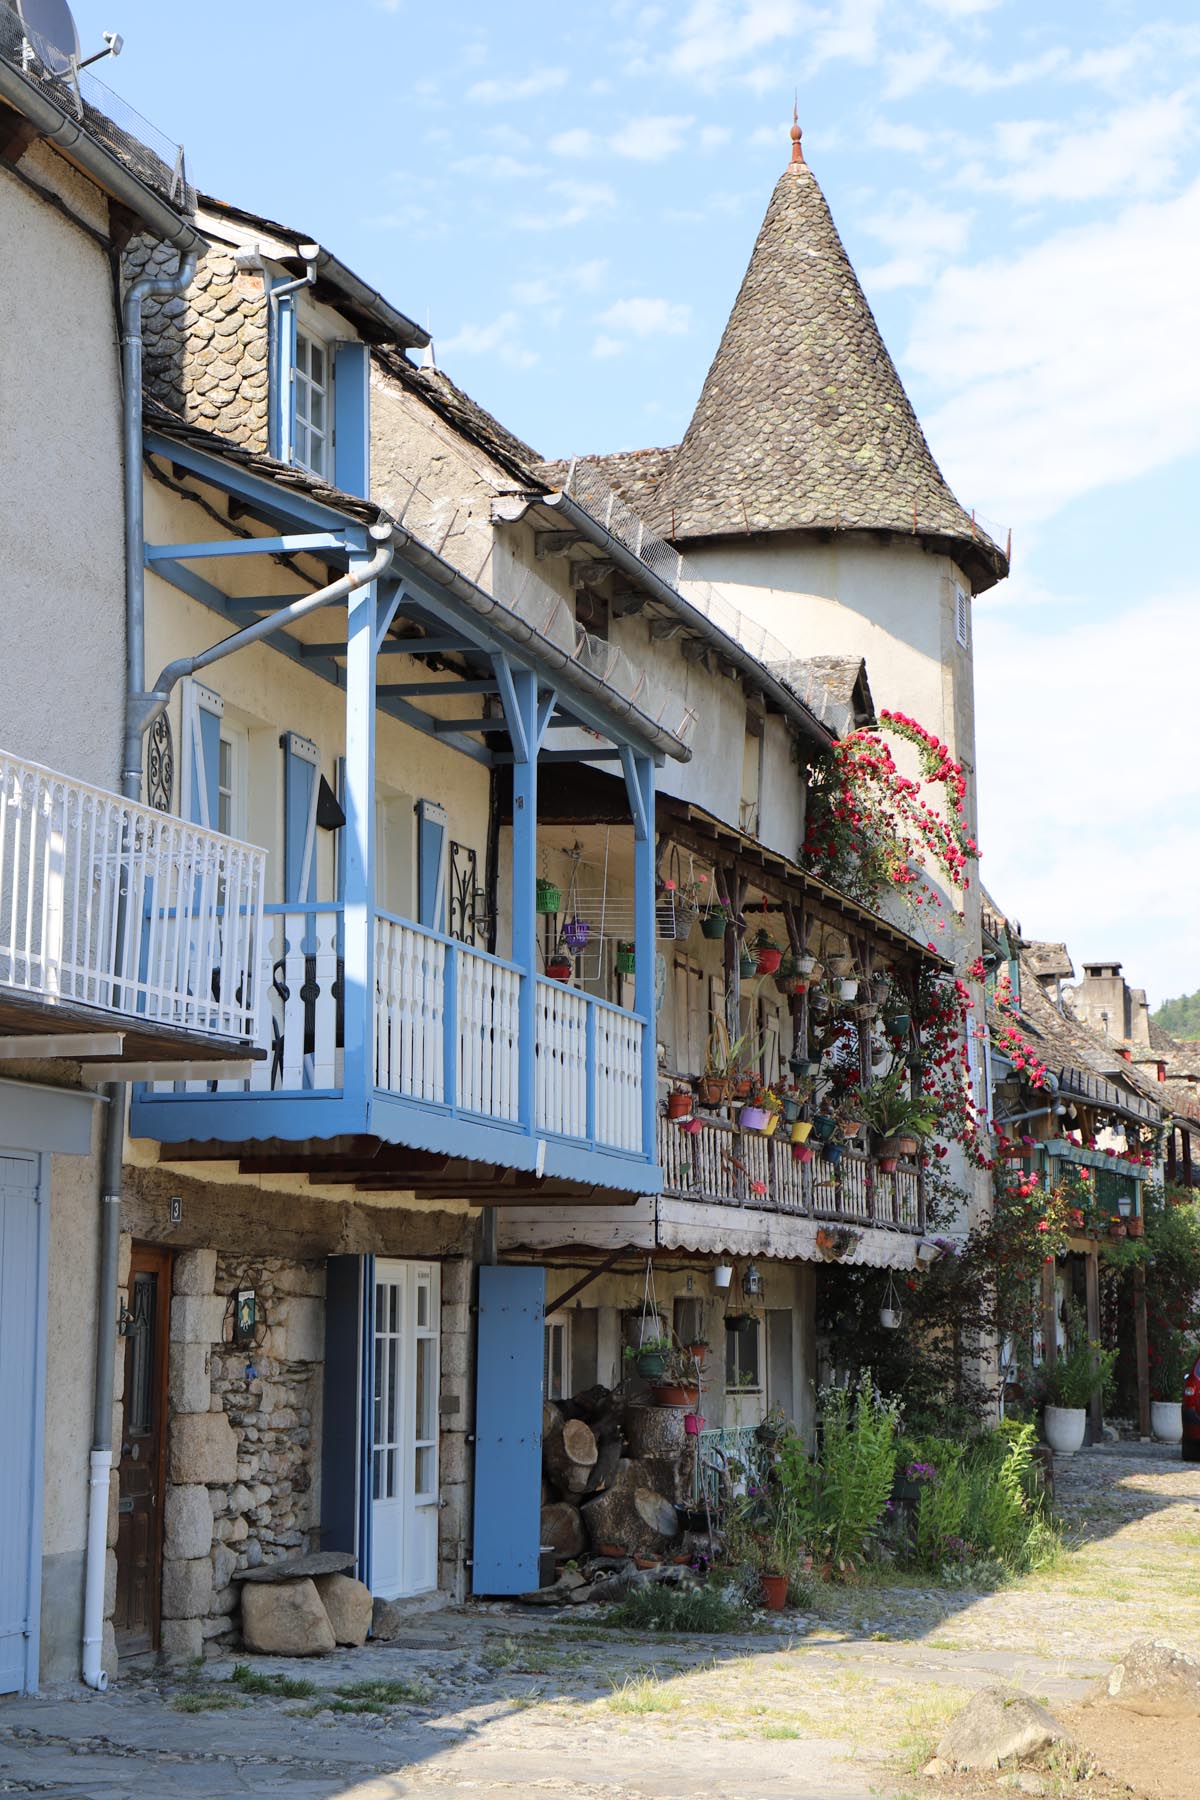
[908,1423,1057,1575]
[777,1373,899,1572]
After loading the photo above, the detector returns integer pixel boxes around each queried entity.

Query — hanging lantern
[742,1262,763,1297]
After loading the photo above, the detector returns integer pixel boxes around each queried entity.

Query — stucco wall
[0,149,125,789]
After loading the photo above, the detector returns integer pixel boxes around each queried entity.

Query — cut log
[624,1403,695,1504]
[584,1433,623,1496]
[544,1416,598,1496]
[540,1501,586,1559]
[580,1480,681,1557]
[543,1399,564,1440]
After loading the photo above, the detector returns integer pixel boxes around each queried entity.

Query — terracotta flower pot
[649,1382,700,1408]
[878,1156,898,1173]
[698,1075,729,1107]
[1126,1216,1144,1238]
[760,1573,788,1611]
[879,1135,918,1161]
[666,1091,693,1120]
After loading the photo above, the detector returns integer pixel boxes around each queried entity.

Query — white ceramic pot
[1044,1405,1087,1456]
[1151,1400,1183,1444]
[879,1307,901,1330]
[839,978,859,1001]
[713,1262,733,1290]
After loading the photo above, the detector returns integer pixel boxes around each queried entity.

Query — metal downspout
[82,248,195,1693]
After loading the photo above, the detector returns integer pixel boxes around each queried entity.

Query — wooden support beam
[1134,1263,1151,1438]
[0,104,41,166]
[546,1248,626,1312]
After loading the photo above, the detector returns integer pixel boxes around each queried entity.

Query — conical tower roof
[659,133,1005,584]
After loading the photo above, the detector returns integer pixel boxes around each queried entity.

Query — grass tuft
[606,1672,685,1714]
[603,1582,751,1635]
[172,1689,248,1713]
[229,1662,317,1699]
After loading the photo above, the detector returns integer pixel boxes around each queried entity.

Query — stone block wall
[159,1249,325,1659]
[125,235,270,449]
[438,1256,475,1601]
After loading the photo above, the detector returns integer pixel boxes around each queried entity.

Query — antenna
[16,0,123,77]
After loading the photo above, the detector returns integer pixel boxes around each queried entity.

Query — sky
[86,0,1200,1004]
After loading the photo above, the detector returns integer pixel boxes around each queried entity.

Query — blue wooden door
[471,1265,545,1596]
[0,1152,44,1694]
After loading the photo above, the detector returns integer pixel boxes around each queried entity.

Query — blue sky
[94,0,1199,1002]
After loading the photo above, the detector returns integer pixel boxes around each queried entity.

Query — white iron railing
[657,1115,922,1230]
[0,750,265,1039]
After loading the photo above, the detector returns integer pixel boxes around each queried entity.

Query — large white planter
[1151,1400,1183,1444]
[1044,1405,1087,1455]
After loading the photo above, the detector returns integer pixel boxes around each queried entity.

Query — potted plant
[562,915,590,951]
[739,1085,771,1133]
[857,1066,937,1170]
[1151,1333,1189,1444]
[624,1336,672,1380]
[753,928,783,975]
[882,1009,911,1038]
[812,1113,838,1143]
[666,1082,694,1122]
[789,1052,820,1079]
[713,1262,733,1290]
[700,900,731,940]
[738,945,759,979]
[535,877,561,915]
[615,941,636,975]
[545,941,573,982]
[1041,1327,1116,1455]
[685,1338,709,1369]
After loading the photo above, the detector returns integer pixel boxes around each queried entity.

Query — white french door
[371,1260,440,1599]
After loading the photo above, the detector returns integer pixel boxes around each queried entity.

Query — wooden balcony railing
[0,749,265,1041]
[657,1114,922,1231]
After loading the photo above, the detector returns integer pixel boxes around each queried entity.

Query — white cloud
[467,67,568,104]
[597,296,692,337]
[592,334,627,359]
[511,259,609,310]
[960,91,1197,205]
[921,0,998,13]
[610,114,696,160]
[440,310,538,369]
[975,591,1200,998]
[700,123,732,150]
[513,180,618,231]
[549,128,595,159]
[906,175,1200,525]
[860,192,972,288]
[449,153,544,181]
[668,0,803,80]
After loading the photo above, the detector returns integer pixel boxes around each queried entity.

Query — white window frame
[293,326,332,478]
[216,720,249,842]
[725,1319,762,1394]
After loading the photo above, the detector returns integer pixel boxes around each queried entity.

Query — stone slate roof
[1014,955,1163,1119]
[770,655,875,733]
[545,154,1008,592]
[1025,941,1075,981]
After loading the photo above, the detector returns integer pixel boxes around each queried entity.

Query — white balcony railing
[0,750,265,1040]
[657,1115,922,1230]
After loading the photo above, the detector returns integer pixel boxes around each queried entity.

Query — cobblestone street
[1,1446,1196,1800]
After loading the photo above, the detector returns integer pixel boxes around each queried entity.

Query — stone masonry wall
[125,234,270,449]
[438,1256,474,1601]
[159,1248,325,1659]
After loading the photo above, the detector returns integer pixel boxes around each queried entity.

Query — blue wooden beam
[378,680,499,697]
[491,653,529,766]
[146,427,376,541]
[432,718,511,735]
[619,746,651,845]
[146,533,348,562]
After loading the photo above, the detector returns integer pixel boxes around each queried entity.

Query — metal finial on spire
[790,97,804,167]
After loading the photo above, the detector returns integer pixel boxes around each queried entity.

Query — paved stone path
[1,1444,1195,1800]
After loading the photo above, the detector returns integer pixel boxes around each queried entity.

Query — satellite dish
[16,0,81,74]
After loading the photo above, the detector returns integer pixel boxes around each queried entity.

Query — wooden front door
[114,1244,171,1654]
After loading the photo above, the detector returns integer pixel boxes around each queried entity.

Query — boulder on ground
[314,1572,372,1647]
[240,1578,335,1655]
[1105,1639,1200,1716]
[935,1687,1069,1770]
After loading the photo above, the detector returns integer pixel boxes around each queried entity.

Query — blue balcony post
[507,668,540,1136]
[621,749,657,1162]
[342,569,383,1112]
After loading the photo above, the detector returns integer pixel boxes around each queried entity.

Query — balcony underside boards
[0,989,265,1064]
[497,1196,924,1267]
[154,1133,638,1205]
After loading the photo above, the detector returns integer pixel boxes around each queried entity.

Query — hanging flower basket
[824,1142,844,1166]
[796,953,816,976]
[731,1073,755,1100]
[777,975,808,997]
[698,1074,730,1107]
[701,912,729,940]
[684,1411,706,1436]
[562,916,590,951]
[739,1104,770,1133]
[681,1115,705,1135]
[812,1115,837,1142]
[841,1119,864,1139]
[789,1055,820,1079]
[615,942,636,975]
[666,1090,694,1121]
[790,1119,813,1145]
[535,878,561,914]
[879,1133,918,1161]
[739,952,759,979]
[878,1155,898,1174]
[546,956,573,982]
[883,1011,911,1037]
[635,1349,669,1379]
[838,977,859,1002]
[756,945,784,975]
[781,1096,801,1124]
[792,1142,814,1164]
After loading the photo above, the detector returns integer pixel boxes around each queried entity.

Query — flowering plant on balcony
[991,973,1050,1090]
[911,968,993,1171]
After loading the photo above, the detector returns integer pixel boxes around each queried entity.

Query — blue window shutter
[184,681,222,828]
[333,341,370,498]
[282,732,320,903]
[472,1265,545,1595]
[416,800,447,932]
[269,287,297,462]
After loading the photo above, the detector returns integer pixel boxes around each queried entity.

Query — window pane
[310,342,325,384]
[415,1336,434,1441]
[415,1445,434,1494]
[725,1326,737,1390]
[417,1281,429,1329]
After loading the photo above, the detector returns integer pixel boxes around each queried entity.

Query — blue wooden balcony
[130,899,656,1192]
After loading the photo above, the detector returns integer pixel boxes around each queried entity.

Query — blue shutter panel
[184,682,222,827]
[333,342,370,498]
[282,733,320,903]
[416,800,447,932]
[471,1265,545,1595]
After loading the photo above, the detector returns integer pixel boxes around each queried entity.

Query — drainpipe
[82,246,196,1693]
